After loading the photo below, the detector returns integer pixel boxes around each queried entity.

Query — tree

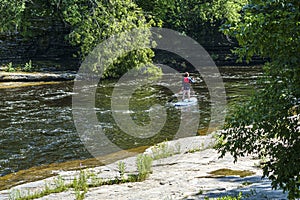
[0,0,27,33]
[135,0,253,67]
[211,0,300,198]
[0,0,160,78]
[135,0,216,42]
[60,0,161,78]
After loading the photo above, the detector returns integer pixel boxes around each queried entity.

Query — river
[0,66,262,177]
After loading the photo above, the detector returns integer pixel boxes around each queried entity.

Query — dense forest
[0,0,299,198]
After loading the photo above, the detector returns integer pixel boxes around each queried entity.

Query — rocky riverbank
[0,71,76,89]
[0,135,288,200]
[0,71,76,82]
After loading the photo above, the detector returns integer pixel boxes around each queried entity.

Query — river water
[0,66,262,177]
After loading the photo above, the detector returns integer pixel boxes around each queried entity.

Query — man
[182,72,195,102]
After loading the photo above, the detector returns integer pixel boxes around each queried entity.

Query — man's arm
[189,77,195,83]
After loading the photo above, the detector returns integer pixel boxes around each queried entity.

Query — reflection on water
[0,66,262,176]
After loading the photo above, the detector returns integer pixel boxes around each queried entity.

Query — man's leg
[182,90,186,101]
[187,89,191,101]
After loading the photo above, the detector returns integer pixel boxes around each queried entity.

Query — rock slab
[0,71,76,82]
[0,136,289,200]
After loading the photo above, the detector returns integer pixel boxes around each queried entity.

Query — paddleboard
[172,97,198,107]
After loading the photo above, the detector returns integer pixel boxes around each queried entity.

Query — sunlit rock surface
[0,136,288,200]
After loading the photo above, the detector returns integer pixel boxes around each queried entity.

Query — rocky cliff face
[0,5,79,70]
[0,6,263,71]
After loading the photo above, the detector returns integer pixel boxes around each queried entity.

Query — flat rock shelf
[0,135,288,200]
[0,72,76,82]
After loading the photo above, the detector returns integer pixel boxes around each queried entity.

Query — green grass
[9,153,155,200]
[136,154,153,181]
[3,60,38,73]
[150,141,181,160]
[117,161,126,180]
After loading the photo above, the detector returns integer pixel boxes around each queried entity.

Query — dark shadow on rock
[184,176,288,200]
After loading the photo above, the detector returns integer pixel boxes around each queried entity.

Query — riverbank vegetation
[1,0,299,198]
[4,61,35,72]
[0,0,250,77]
[8,142,173,200]
[0,0,161,78]
[8,141,250,200]
[209,0,300,199]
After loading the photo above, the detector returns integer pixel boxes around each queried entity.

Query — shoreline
[0,146,148,191]
[0,71,76,82]
[0,135,288,200]
[0,81,66,89]
[0,71,77,89]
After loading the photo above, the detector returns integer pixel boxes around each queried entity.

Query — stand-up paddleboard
[171,97,198,107]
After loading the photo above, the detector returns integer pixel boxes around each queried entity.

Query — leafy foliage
[61,0,161,78]
[216,69,300,198]
[135,0,247,42]
[221,0,300,64]
[0,0,161,78]
[136,0,206,40]
[0,0,26,33]
[212,0,300,198]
